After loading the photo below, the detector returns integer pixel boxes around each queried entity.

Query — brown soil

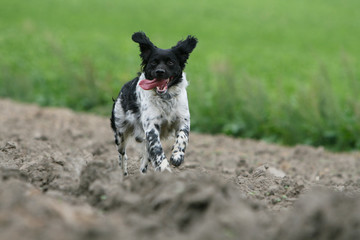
[1,99,360,240]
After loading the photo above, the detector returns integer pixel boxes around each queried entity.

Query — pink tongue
[139,78,168,90]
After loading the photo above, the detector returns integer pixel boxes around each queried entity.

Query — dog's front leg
[145,126,171,172]
[170,121,190,167]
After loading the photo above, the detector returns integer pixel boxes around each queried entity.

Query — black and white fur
[111,32,197,175]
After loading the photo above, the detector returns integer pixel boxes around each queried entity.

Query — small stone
[267,167,286,178]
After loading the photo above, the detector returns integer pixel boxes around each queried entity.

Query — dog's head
[132,32,197,95]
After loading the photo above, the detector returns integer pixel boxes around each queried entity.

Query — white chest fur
[137,73,190,139]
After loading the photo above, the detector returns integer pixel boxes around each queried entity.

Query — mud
[0,99,359,240]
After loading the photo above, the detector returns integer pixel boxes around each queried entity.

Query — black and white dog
[111,32,197,175]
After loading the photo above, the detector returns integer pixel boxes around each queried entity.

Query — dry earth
[1,99,360,240]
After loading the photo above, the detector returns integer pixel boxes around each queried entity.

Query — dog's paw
[140,157,149,174]
[156,159,172,172]
[140,164,148,174]
[170,152,184,167]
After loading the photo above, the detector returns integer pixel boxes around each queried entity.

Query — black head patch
[132,32,198,94]
[132,31,197,71]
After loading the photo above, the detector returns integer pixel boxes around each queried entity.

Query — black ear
[132,32,156,64]
[172,35,198,68]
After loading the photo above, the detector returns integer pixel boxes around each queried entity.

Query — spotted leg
[170,123,190,167]
[144,127,171,172]
[114,132,128,176]
[139,143,149,174]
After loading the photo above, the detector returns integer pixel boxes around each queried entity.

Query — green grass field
[1,0,360,150]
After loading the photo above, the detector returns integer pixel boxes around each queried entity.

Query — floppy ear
[172,35,198,68]
[132,32,156,65]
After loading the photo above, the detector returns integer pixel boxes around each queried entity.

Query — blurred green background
[1,0,360,150]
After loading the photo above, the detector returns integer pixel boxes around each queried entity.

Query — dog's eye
[167,60,174,66]
[151,60,158,66]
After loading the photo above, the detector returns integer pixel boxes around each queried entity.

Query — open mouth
[139,77,173,94]
[155,78,169,94]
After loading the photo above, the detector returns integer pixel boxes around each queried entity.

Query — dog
[111,32,198,175]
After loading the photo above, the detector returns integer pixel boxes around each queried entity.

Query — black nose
[155,69,165,76]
